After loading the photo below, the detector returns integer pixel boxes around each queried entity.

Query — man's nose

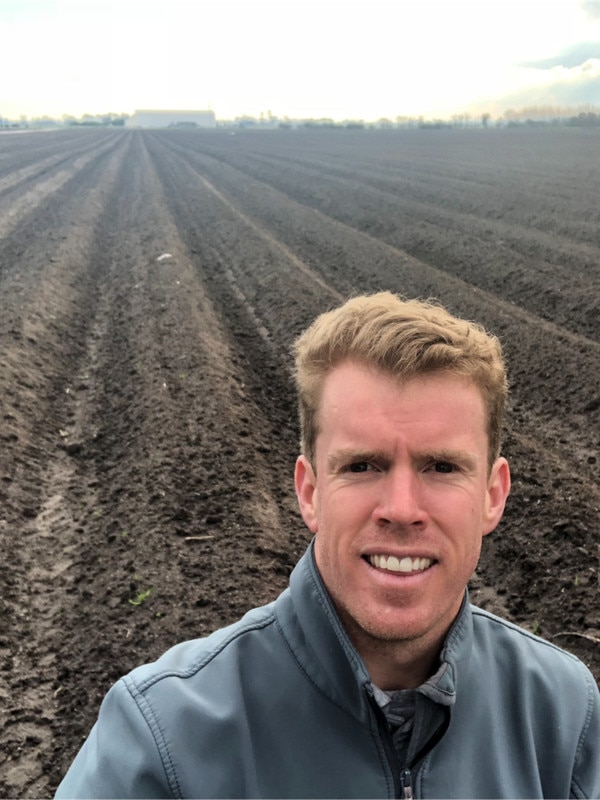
[372,468,428,528]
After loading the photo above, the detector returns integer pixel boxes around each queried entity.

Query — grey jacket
[56,542,600,799]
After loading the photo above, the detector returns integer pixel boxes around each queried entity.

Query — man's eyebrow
[327,447,481,471]
[327,448,388,471]
[422,448,480,469]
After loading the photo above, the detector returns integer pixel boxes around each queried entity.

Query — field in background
[1,127,599,796]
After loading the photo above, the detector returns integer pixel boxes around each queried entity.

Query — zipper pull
[400,768,413,799]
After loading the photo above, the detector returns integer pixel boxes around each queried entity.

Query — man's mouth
[366,554,433,573]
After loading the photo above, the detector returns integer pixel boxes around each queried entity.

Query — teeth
[369,554,432,573]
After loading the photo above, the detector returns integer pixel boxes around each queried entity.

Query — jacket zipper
[368,693,415,798]
[400,768,413,799]
[367,683,451,798]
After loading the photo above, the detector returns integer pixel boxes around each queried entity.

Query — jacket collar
[275,540,474,723]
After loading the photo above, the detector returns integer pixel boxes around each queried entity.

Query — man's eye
[433,462,455,474]
[347,461,372,473]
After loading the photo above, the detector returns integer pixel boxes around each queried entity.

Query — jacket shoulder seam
[571,668,599,799]
[120,677,183,798]
[131,612,277,693]
[471,607,581,660]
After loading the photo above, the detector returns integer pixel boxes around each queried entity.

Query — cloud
[547,62,600,104]
[581,0,600,19]
[508,35,600,111]
[520,41,600,69]
[482,59,600,115]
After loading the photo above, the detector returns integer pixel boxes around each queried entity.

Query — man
[56,292,600,799]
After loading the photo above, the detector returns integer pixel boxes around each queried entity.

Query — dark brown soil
[0,127,598,797]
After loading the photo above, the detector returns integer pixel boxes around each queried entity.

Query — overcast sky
[2,0,600,121]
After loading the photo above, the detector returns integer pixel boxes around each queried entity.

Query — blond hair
[293,292,508,471]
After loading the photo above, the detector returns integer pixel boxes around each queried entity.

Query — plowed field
[1,127,599,797]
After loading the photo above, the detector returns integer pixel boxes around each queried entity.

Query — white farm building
[127,109,216,129]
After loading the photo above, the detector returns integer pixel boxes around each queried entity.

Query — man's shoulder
[124,599,280,695]
[470,603,580,656]
[469,603,597,692]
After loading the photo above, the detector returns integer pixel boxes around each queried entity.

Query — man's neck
[363,639,441,690]
[338,611,447,690]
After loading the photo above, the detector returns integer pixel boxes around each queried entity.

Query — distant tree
[395,115,416,128]
[481,112,491,128]
[419,119,452,130]
[567,111,600,127]
[302,118,337,129]
[451,113,471,128]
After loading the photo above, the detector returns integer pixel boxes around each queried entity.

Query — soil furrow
[143,132,344,347]
[178,134,600,340]
[238,140,600,243]
[0,134,124,243]
[147,133,600,428]
[0,135,132,797]
[0,130,121,192]
[37,132,309,790]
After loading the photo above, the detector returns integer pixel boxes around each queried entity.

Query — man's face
[295,362,510,662]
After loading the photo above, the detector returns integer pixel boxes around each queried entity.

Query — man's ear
[295,455,319,533]
[483,457,511,536]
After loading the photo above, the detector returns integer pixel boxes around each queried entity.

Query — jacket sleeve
[571,667,600,800]
[54,677,176,799]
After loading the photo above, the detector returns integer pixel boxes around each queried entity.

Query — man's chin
[339,605,436,646]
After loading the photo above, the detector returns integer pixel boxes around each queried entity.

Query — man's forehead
[319,364,485,409]
[315,366,489,450]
